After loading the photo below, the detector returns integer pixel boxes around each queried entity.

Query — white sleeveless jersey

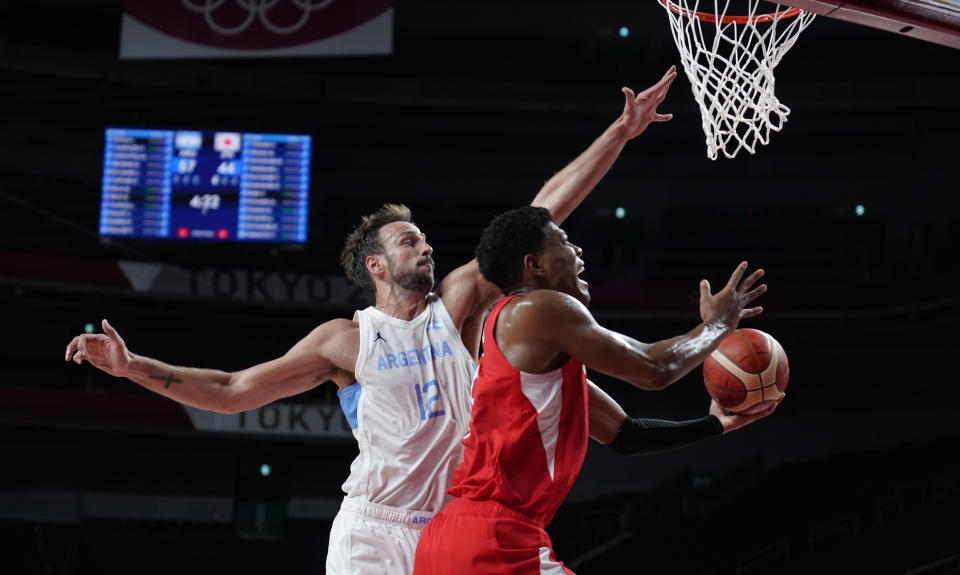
[338,293,475,512]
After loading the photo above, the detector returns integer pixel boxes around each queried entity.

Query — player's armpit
[436,260,501,330]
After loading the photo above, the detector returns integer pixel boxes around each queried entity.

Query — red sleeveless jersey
[448,294,589,526]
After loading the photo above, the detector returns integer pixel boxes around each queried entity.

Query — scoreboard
[99,128,311,243]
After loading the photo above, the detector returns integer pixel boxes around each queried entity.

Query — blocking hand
[619,65,678,139]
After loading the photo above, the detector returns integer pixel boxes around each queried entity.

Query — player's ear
[522,253,545,276]
[366,254,385,279]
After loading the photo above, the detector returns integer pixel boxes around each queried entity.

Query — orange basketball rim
[657,0,806,24]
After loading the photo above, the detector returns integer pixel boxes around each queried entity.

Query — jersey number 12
[414,379,446,420]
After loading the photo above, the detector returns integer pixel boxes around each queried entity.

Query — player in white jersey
[326,291,478,574]
[65,68,685,574]
[344,294,474,513]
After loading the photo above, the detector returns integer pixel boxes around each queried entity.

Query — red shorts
[412,498,575,575]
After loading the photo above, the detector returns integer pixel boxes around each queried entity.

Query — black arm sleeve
[604,415,724,456]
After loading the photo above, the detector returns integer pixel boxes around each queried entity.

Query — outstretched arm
[588,381,777,455]
[532,66,676,225]
[65,318,358,414]
[438,67,677,346]
[502,262,766,390]
[577,262,764,389]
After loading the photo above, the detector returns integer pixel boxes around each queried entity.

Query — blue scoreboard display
[99,128,311,243]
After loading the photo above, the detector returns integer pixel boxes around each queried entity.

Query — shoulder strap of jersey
[481,295,518,357]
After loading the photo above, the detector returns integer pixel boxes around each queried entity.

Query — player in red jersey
[412,206,772,574]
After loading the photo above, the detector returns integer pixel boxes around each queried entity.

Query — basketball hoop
[659,0,816,159]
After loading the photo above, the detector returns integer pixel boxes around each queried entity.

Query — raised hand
[619,65,678,139]
[64,319,132,378]
[698,261,767,329]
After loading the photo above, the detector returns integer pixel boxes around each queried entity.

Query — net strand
[661,0,815,159]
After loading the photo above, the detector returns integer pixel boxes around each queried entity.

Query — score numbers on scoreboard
[99,128,312,244]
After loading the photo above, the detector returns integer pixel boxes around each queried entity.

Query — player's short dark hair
[476,206,553,294]
[340,203,413,292]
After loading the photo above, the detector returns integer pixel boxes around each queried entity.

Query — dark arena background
[2,1,959,574]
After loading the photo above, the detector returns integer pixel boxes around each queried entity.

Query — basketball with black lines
[703,328,789,415]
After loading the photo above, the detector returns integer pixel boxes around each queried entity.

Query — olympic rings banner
[120,0,393,59]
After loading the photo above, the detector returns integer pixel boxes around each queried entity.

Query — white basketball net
[660,0,816,159]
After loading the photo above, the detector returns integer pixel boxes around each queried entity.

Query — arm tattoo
[150,370,183,389]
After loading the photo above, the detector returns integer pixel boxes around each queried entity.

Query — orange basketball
[703,328,789,414]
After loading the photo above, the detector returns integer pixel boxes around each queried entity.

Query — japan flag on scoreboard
[120,0,393,59]
[214,132,241,154]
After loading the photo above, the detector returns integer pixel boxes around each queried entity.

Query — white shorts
[326,498,436,575]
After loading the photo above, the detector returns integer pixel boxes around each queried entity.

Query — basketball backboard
[776,0,960,49]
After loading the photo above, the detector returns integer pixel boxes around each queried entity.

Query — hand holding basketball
[709,397,778,433]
